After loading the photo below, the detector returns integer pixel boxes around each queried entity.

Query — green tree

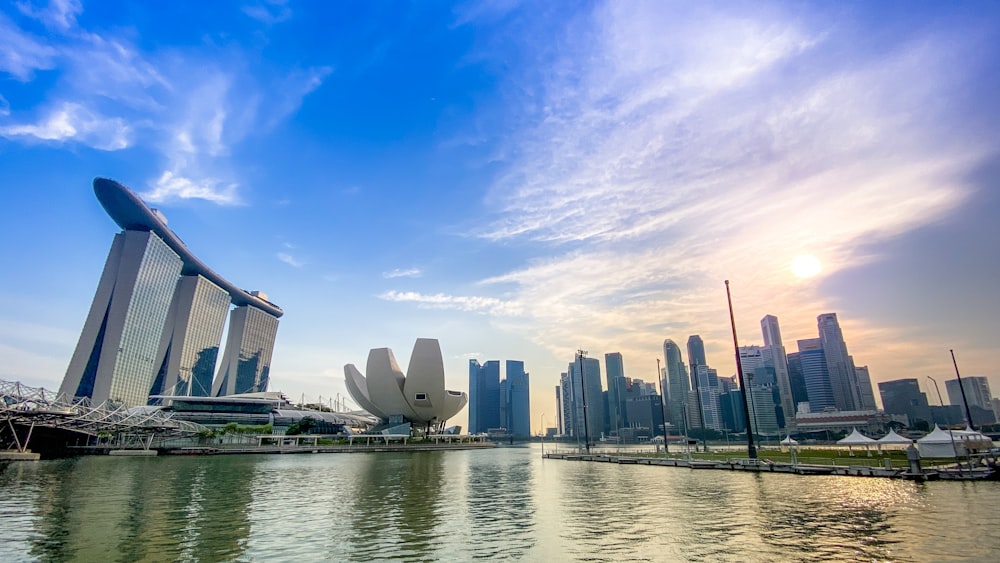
[285,416,318,436]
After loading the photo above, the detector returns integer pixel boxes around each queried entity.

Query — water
[2,444,998,562]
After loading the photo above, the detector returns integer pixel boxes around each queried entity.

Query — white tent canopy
[877,429,912,445]
[914,425,992,458]
[837,428,877,445]
[780,436,799,445]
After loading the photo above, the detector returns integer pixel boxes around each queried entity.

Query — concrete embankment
[542,452,996,481]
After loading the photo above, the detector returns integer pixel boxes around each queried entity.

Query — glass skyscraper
[151,275,230,397]
[797,338,835,411]
[60,178,283,406]
[213,304,280,396]
[662,339,689,434]
[61,230,184,406]
[468,359,501,434]
[505,360,531,438]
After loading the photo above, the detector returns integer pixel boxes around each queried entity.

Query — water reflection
[465,446,536,559]
[4,445,1000,562]
[346,451,446,561]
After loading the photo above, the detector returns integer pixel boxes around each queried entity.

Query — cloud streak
[0,3,329,205]
[461,2,991,375]
[382,268,423,279]
[379,290,522,317]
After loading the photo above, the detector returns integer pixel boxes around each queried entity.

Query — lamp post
[726,280,757,459]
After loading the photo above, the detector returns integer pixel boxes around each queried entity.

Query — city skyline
[2,2,1000,432]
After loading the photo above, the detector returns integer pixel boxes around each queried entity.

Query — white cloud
[0,94,9,117]
[243,0,293,25]
[276,252,304,268]
[382,268,423,279]
[0,102,131,150]
[379,290,522,317]
[0,4,330,206]
[0,12,58,80]
[16,0,82,31]
[142,170,240,205]
[469,3,988,374]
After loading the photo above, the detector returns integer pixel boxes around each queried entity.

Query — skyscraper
[468,359,501,434]
[797,338,835,411]
[817,313,863,411]
[945,376,996,425]
[760,315,796,424]
[662,339,689,434]
[566,356,603,441]
[878,378,932,428]
[854,365,877,410]
[61,230,184,406]
[150,275,230,397]
[505,360,531,438]
[605,352,627,436]
[212,303,280,396]
[60,178,283,406]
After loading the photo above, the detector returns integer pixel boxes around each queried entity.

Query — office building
[605,352,627,437]
[817,313,868,411]
[877,378,932,428]
[469,360,501,434]
[505,360,531,438]
[760,315,796,423]
[563,355,603,440]
[797,338,835,411]
[662,339,689,434]
[946,376,996,426]
[60,178,282,407]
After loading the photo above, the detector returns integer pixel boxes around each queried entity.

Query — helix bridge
[1,379,207,455]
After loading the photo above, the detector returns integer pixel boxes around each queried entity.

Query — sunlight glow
[791,254,822,278]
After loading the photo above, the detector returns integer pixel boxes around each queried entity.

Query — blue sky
[2,1,999,432]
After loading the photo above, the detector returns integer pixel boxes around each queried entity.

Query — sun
[791,254,822,278]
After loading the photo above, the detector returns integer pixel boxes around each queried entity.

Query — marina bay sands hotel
[59,178,283,407]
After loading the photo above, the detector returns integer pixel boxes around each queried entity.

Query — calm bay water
[2,444,998,562]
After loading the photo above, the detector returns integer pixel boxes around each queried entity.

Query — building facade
[61,178,282,407]
[662,339,689,434]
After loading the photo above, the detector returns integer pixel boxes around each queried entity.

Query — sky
[2,0,999,433]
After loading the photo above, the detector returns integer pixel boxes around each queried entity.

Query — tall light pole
[950,350,976,431]
[577,349,591,454]
[726,280,757,459]
[657,358,669,454]
[928,376,963,471]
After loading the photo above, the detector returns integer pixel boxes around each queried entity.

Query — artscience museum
[345,338,467,433]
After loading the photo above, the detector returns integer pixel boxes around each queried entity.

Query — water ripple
[3,446,1000,561]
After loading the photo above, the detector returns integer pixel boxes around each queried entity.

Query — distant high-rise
[854,366,877,410]
[785,352,811,413]
[686,335,706,381]
[878,379,932,428]
[797,338,835,411]
[817,313,864,411]
[662,340,689,434]
[760,315,796,424]
[566,356,603,441]
[468,359,501,434]
[945,376,996,426]
[60,178,283,406]
[505,360,531,438]
[605,352,627,436]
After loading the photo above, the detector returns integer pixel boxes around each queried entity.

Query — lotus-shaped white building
[344,338,467,430]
